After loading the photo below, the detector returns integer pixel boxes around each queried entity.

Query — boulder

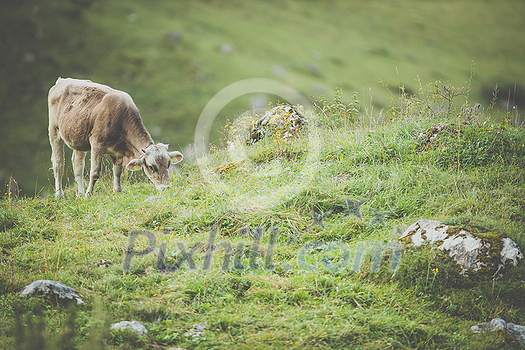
[20,280,84,305]
[110,321,148,336]
[416,123,448,152]
[471,318,525,346]
[399,219,523,278]
[248,105,307,144]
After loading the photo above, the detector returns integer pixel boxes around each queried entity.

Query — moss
[403,223,515,280]
[399,232,415,245]
[470,231,507,278]
[492,328,522,348]
[444,226,508,278]
[213,160,246,176]
[444,226,462,237]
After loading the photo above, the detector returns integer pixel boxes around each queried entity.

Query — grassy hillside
[2,0,525,197]
[1,83,524,349]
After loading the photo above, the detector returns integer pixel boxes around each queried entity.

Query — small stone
[471,318,525,346]
[167,31,182,41]
[184,324,208,338]
[110,321,148,336]
[20,280,84,305]
[191,324,208,332]
[96,259,111,268]
[127,13,138,22]
[218,44,232,54]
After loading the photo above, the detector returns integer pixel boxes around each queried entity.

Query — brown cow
[48,77,183,198]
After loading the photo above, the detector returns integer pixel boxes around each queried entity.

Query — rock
[20,280,84,305]
[399,219,523,278]
[248,105,307,144]
[96,259,111,268]
[184,324,208,339]
[110,321,148,336]
[167,31,182,41]
[471,318,525,346]
[416,123,448,152]
[218,43,232,54]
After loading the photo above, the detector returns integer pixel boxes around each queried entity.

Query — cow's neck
[131,137,154,157]
[125,115,155,158]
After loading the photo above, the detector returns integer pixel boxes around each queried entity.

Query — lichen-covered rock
[20,280,84,305]
[399,219,523,278]
[248,105,307,144]
[416,123,448,152]
[110,321,148,336]
[471,318,525,346]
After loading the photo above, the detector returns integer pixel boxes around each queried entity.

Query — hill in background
[1,0,524,196]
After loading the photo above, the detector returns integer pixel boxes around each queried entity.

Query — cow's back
[48,78,139,151]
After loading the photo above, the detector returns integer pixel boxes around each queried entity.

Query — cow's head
[126,143,183,190]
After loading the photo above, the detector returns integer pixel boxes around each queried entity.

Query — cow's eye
[147,165,155,172]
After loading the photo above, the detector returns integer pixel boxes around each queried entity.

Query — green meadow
[1,0,525,348]
[1,80,525,348]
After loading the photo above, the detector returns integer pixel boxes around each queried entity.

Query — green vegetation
[2,0,525,196]
[1,81,524,349]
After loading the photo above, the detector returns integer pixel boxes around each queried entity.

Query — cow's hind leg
[72,150,87,197]
[49,126,65,198]
[86,145,105,196]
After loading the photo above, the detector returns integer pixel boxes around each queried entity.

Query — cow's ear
[126,158,144,171]
[168,151,183,164]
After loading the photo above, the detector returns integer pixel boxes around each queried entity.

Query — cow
[48,77,183,198]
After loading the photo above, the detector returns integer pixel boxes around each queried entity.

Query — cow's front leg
[86,146,105,196]
[49,126,65,198]
[111,156,124,193]
[72,150,87,197]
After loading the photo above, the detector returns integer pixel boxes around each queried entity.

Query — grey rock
[399,219,523,278]
[110,321,148,336]
[20,280,84,305]
[167,31,182,41]
[218,43,232,54]
[471,318,525,346]
[184,324,208,338]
